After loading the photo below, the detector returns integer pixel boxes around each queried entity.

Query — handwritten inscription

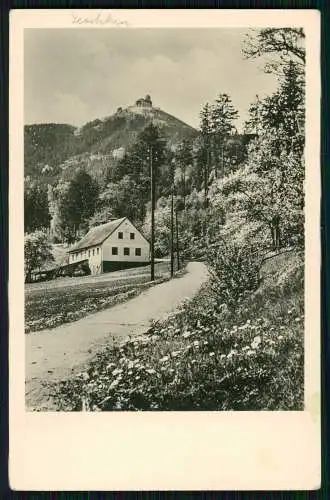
[72,11,128,26]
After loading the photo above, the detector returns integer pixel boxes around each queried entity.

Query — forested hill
[25,123,78,180]
[24,94,255,242]
[24,98,198,184]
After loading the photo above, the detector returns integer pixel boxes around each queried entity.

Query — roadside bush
[207,239,262,311]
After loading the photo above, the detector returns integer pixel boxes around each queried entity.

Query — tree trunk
[274,215,281,250]
[270,216,281,250]
[270,225,276,250]
[275,224,281,250]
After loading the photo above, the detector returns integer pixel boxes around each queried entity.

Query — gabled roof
[68,217,126,253]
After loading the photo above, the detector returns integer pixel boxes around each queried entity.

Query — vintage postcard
[9,9,321,490]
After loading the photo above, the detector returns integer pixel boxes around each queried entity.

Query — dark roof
[68,217,126,252]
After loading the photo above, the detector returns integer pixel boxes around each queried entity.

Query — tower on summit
[135,95,153,108]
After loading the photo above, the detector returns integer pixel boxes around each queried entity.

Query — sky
[24,28,278,131]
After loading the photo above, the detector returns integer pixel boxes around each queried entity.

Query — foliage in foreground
[51,251,304,411]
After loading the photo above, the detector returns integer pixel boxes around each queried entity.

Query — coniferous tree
[210,94,239,178]
[173,139,193,209]
[199,103,212,206]
[56,169,99,242]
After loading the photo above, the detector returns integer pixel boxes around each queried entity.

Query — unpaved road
[25,262,208,410]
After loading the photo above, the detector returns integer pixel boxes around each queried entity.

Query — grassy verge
[50,251,304,411]
[25,274,170,334]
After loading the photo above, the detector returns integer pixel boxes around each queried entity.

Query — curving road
[25,262,208,410]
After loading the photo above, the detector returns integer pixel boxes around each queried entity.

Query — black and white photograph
[9,9,321,491]
[23,25,308,412]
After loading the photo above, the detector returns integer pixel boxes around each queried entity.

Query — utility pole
[204,157,208,209]
[150,145,155,281]
[202,135,210,238]
[182,164,186,211]
[214,134,218,179]
[170,188,174,278]
[204,137,210,210]
[255,94,260,137]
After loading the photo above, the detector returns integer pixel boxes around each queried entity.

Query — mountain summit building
[135,94,152,108]
[68,217,150,275]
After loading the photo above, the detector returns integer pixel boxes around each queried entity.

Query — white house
[68,217,150,275]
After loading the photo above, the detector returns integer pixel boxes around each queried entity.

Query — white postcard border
[9,9,321,491]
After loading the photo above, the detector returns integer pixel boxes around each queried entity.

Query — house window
[88,250,91,257]
[130,233,135,240]
[97,248,99,255]
[124,247,130,256]
[135,248,141,256]
[93,249,95,256]
[112,247,118,255]
[118,232,123,239]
